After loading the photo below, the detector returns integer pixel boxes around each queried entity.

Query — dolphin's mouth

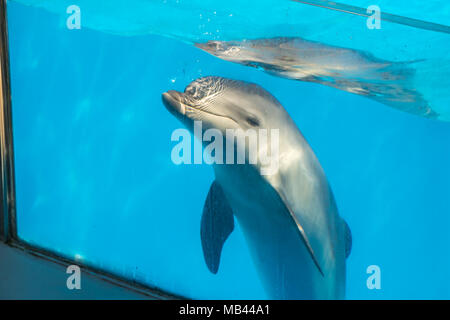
[162,90,186,116]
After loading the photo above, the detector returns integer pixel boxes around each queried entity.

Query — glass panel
[7,0,450,299]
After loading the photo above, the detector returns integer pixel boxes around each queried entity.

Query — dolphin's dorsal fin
[342,219,352,259]
[201,181,235,274]
[278,192,324,277]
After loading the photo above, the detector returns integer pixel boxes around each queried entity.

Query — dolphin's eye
[246,116,260,127]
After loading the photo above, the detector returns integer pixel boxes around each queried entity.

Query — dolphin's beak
[194,42,209,52]
[162,90,186,116]
[195,41,219,55]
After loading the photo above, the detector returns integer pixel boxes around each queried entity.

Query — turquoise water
[7,1,450,299]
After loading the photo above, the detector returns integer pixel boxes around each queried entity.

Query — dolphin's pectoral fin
[201,181,235,274]
[278,192,324,277]
[342,219,352,259]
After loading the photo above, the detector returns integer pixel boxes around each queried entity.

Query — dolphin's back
[219,83,347,298]
[267,104,347,299]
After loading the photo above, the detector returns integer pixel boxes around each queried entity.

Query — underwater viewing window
[1,0,450,300]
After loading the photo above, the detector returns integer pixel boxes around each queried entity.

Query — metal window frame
[0,0,15,243]
[0,0,183,300]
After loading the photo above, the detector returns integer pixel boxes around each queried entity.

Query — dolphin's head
[162,76,284,135]
[195,41,265,65]
[195,41,243,61]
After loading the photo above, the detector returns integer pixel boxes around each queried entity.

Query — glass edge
[12,239,187,300]
[0,0,16,242]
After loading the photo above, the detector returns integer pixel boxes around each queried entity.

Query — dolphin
[162,76,351,299]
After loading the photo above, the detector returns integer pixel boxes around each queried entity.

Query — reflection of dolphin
[13,0,450,120]
[162,76,351,299]
[196,37,438,119]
